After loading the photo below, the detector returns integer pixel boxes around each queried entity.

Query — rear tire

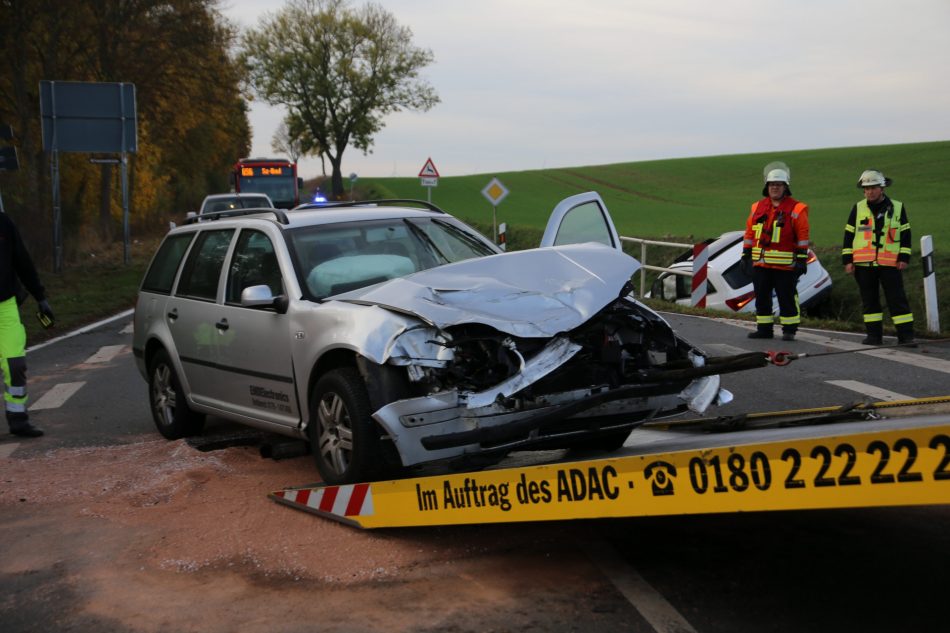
[148,349,205,439]
[308,367,384,485]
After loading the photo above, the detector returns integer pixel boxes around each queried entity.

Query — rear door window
[176,229,235,301]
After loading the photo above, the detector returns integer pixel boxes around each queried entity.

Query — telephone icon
[644,460,677,496]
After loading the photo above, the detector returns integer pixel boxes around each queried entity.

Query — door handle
[215,319,229,331]
[167,308,178,321]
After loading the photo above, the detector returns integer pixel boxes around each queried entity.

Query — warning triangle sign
[418,157,439,178]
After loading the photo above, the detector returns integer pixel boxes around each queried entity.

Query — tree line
[0,0,439,267]
[0,0,249,265]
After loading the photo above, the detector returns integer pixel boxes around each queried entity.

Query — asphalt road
[3,310,950,632]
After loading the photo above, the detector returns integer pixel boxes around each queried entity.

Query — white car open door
[539,191,622,251]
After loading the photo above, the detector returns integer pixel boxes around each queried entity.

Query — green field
[359,140,950,335]
[360,140,950,248]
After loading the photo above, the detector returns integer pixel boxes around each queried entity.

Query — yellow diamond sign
[481,177,509,205]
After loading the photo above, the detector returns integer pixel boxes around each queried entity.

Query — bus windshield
[236,174,296,209]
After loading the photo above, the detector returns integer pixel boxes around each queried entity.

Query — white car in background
[198,192,274,215]
[648,231,832,315]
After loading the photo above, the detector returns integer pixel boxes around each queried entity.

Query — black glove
[37,299,55,328]
[740,256,753,278]
[794,260,807,278]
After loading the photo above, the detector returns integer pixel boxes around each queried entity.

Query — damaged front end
[374,294,733,467]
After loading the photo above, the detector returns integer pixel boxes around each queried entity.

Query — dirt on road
[0,438,639,633]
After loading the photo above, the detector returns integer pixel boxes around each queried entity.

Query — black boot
[9,421,44,438]
[897,325,917,348]
[782,328,797,342]
[862,322,883,346]
[748,327,773,339]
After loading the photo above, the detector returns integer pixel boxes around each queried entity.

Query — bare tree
[271,119,303,164]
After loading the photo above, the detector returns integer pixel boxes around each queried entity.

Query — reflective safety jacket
[842,197,910,267]
[743,196,810,270]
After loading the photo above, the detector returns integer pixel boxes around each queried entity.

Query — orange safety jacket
[743,196,810,270]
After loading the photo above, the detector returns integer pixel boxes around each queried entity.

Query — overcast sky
[222,0,950,180]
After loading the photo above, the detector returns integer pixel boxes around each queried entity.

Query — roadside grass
[21,238,159,346]
[361,140,950,248]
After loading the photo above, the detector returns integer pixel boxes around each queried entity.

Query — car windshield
[288,216,497,299]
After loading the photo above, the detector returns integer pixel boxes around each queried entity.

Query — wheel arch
[144,336,169,372]
[304,349,410,443]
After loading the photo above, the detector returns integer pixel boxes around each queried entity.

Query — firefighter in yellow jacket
[741,162,810,341]
[842,169,914,346]
[1,212,54,437]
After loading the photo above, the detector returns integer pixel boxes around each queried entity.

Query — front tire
[148,349,205,439]
[308,367,384,485]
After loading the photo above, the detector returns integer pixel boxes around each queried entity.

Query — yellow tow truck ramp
[270,412,950,529]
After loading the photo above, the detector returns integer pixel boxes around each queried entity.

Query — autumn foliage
[0,0,251,265]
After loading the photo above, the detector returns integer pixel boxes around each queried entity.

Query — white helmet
[762,161,791,196]
[763,161,791,184]
[764,168,790,184]
[857,169,891,188]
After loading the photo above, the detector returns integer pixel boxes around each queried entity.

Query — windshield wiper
[403,218,450,264]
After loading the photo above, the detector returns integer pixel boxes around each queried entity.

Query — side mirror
[241,284,288,314]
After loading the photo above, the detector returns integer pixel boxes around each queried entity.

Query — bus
[232,157,303,209]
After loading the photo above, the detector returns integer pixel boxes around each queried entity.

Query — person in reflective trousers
[741,162,810,341]
[0,212,54,437]
[842,169,914,346]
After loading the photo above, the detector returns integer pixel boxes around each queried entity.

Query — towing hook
[766,350,795,366]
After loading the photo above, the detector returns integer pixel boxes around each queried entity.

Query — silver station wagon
[133,193,733,484]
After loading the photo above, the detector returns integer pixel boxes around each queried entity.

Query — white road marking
[793,331,950,374]
[586,542,698,633]
[0,443,19,458]
[84,345,126,364]
[30,382,86,411]
[826,380,911,402]
[26,308,134,353]
[718,320,950,375]
[120,321,134,334]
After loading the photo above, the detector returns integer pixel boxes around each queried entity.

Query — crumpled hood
[331,243,641,338]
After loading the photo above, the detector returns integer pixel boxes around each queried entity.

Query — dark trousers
[752,266,800,333]
[853,265,914,337]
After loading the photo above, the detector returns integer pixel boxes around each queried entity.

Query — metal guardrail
[620,236,694,298]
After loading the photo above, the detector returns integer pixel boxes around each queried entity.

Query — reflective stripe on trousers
[853,265,914,335]
[0,297,29,422]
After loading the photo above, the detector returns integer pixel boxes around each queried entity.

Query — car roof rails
[184,207,290,225]
[294,199,448,214]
